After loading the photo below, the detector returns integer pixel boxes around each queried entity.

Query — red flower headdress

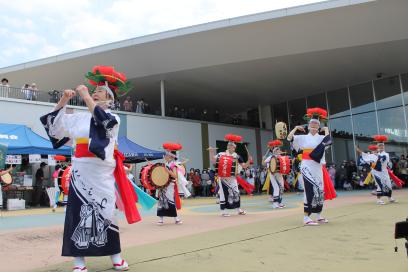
[304,107,328,122]
[162,142,183,151]
[372,135,388,143]
[268,140,283,148]
[85,65,132,98]
[368,145,378,151]
[224,134,243,143]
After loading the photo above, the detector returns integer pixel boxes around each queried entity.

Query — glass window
[349,83,375,114]
[327,88,350,118]
[377,106,408,151]
[288,98,306,129]
[330,116,354,166]
[374,76,403,109]
[306,93,327,109]
[352,113,378,143]
[402,73,408,105]
[272,102,288,125]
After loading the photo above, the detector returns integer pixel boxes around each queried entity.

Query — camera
[394,218,408,257]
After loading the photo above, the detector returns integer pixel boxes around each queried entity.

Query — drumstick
[207,147,218,150]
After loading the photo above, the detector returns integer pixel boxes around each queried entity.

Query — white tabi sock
[304,215,312,222]
[74,257,86,268]
[110,253,122,264]
[316,213,322,220]
[175,216,181,222]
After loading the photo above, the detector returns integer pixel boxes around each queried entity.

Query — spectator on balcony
[201,109,209,121]
[30,83,38,100]
[123,96,133,112]
[214,109,220,122]
[1,78,10,98]
[144,102,151,114]
[21,83,33,100]
[48,90,60,103]
[135,98,145,113]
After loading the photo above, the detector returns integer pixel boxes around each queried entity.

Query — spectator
[214,109,220,122]
[336,162,348,189]
[33,162,47,207]
[201,169,211,197]
[123,96,133,112]
[21,83,32,100]
[188,168,195,194]
[192,169,202,197]
[201,109,209,121]
[144,102,151,114]
[48,90,60,103]
[397,155,408,183]
[30,83,38,100]
[0,78,10,98]
[328,164,336,186]
[135,98,145,113]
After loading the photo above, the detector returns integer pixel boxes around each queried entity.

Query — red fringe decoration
[224,134,243,143]
[113,150,141,224]
[388,168,405,188]
[268,140,283,147]
[174,183,181,210]
[236,176,255,194]
[373,135,388,143]
[306,107,328,120]
[162,142,183,151]
[322,166,337,200]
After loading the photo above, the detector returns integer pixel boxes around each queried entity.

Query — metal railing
[0,85,260,127]
[0,86,86,106]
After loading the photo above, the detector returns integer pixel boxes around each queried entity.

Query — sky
[0,0,323,68]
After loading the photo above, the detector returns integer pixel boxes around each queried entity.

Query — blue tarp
[0,123,71,155]
[118,136,164,163]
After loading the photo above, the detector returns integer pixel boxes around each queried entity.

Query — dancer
[357,135,398,205]
[287,108,336,226]
[40,66,139,272]
[209,134,253,217]
[156,142,183,225]
[263,140,287,208]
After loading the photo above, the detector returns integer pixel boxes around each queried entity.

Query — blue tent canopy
[118,136,164,163]
[0,123,72,155]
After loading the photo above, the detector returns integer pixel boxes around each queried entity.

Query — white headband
[97,81,115,99]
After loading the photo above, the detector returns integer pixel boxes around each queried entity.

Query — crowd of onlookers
[122,96,151,114]
[172,154,408,198]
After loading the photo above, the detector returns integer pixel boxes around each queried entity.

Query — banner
[6,154,22,165]
[47,155,56,166]
[0,143,7,169]
[29,154,42,163]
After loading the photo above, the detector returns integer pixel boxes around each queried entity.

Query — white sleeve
[361,152,377,164]
[48,107,77,139]
[292,135,302,152]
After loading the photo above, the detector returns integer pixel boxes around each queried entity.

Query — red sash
[322,165,336,200]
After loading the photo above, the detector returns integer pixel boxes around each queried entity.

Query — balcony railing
[0,85,260,127]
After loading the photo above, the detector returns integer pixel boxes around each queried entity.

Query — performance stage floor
[0,190,407,272]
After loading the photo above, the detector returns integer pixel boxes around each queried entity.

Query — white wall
[208,124,257,165]
[0,99,56,137]
[126,114,203,170]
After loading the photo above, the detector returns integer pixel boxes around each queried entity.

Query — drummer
[263,140,287,209]
[209,134,252,217]
[156,142,183,225]
[0,165,14,209]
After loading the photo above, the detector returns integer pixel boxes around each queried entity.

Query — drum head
[269,157,277,173]
[150,165,170,187]
[1,173,12,185]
